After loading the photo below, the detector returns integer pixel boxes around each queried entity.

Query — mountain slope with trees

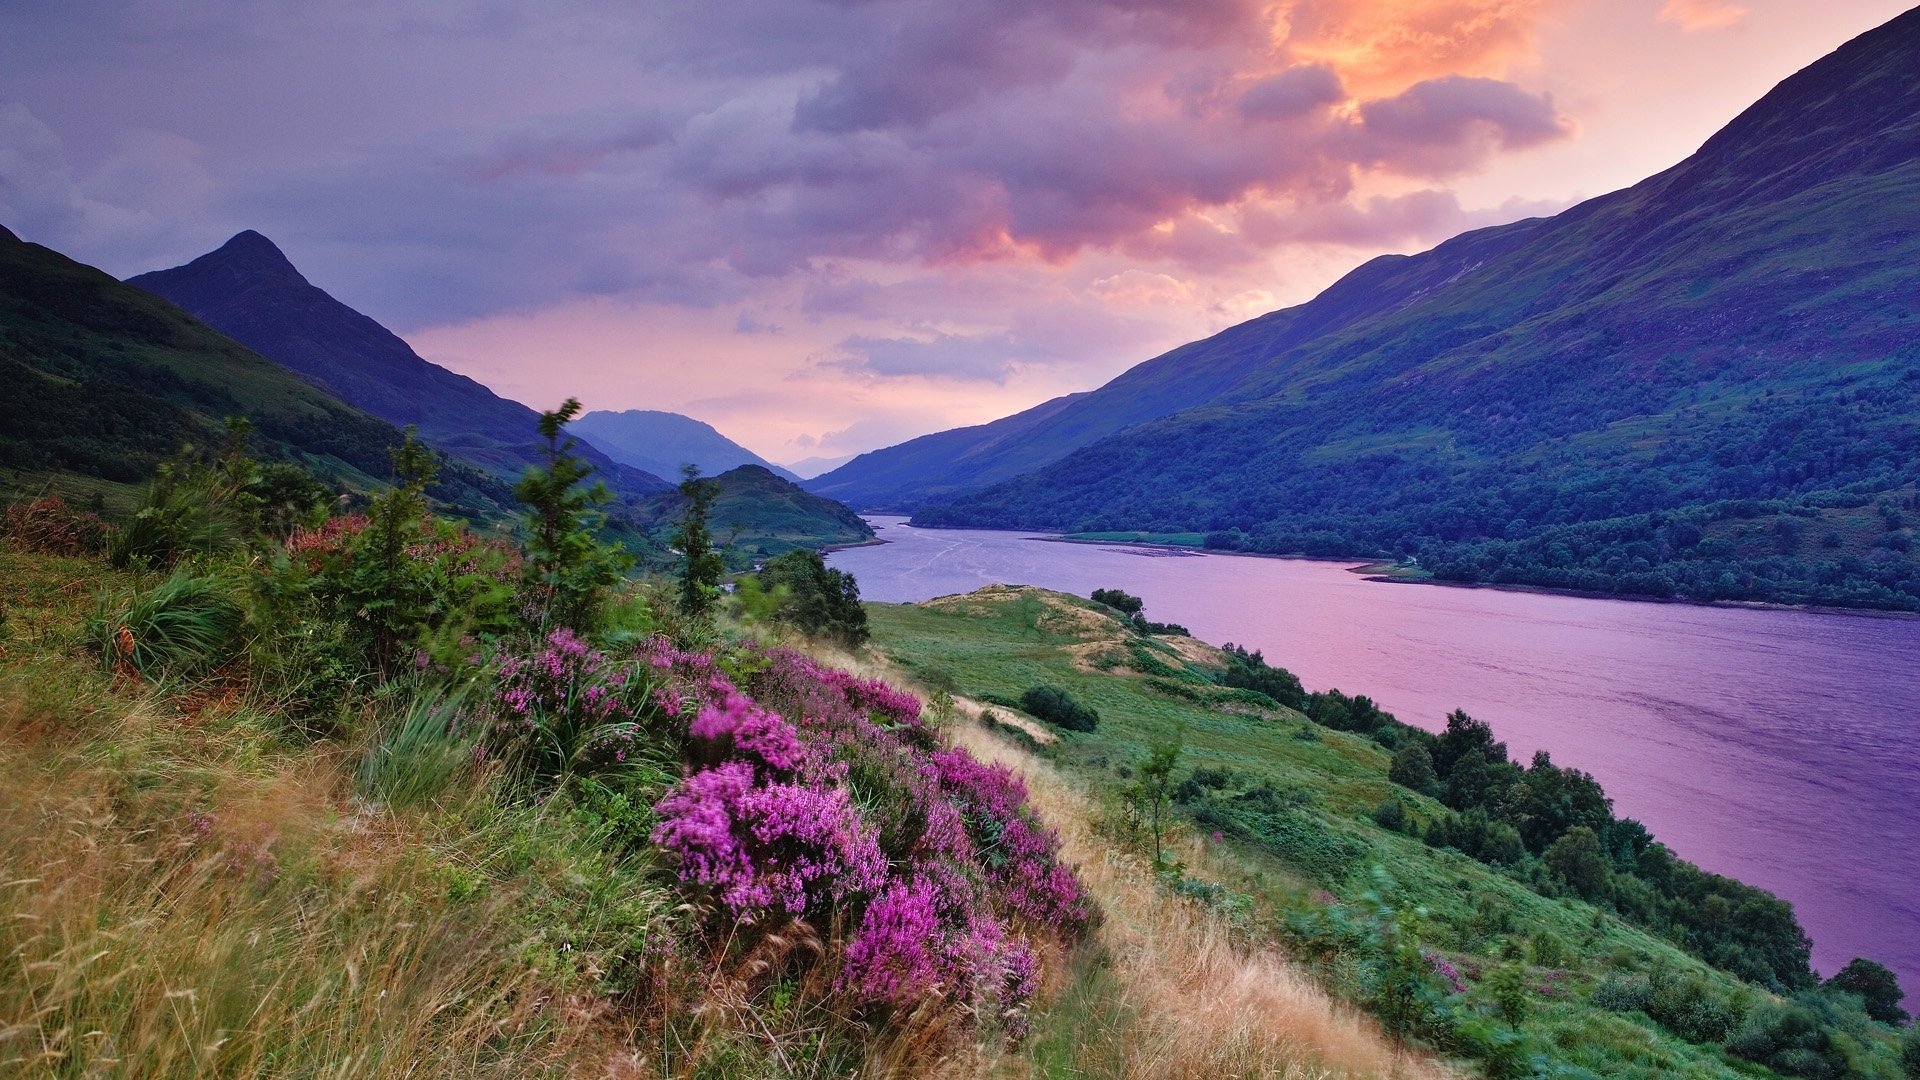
[892,10,1920,608]
[0,224,513,518]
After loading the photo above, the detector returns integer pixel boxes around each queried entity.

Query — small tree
[1128,731,1183,870]
[1544,825,1611,900]
[675,465,725,623]
[360,426,437,671]
[1824,957,1909,1025]
[1389,743,1440,796]
[516,399,632,633]
[1090,587,1144,621]
[754,548,869,647]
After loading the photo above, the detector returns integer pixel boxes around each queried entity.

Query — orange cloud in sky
[1657,0,1750,32]
[1281,0,1564,98]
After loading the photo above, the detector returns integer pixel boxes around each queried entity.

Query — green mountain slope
[127,232,672,502]
[639,464,873,564]
[0,224,513,517]
[571,409,803,485]
[912,10,1920,609]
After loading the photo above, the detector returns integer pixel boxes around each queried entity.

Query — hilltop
[573,409,804,485]
[128,232,672,503]
[0,224,513,518]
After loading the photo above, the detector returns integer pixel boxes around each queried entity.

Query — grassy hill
[636,464,875,567]
[879,11,1920,610]
[866,586,1916,1078]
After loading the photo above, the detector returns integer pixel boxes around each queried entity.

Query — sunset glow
[0,0,1906,468]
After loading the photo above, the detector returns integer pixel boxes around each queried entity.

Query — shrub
[89,570,246,679]
[1020,684,1099,732]
[1727,1000,1848,1078]
[753,548,870,647]
[0,495,108,556]
[487,628,657,784]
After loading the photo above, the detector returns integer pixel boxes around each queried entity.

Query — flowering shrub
[488,628,655,781]
[652,761,887,916]
[645,642,1088,1034]
[0,495,109,556]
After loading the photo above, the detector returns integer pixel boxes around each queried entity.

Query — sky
[1,1,1910,472]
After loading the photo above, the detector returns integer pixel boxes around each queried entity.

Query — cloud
[826,332,1020,382]
[1355,75,1572,175]
[1239,64,1347,120]
[1657,0,1749,32]
[1244,188,1573,246]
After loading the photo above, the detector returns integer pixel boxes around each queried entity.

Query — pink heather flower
[840,876,946,1006]
[688,690,806,775]
[652,764,886,917]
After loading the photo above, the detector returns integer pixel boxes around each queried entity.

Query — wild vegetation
[0,405,1093,1077]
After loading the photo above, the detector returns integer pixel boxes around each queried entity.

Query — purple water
[830,517,1920,997]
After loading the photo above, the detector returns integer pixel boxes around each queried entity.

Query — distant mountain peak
[184,229,311,287]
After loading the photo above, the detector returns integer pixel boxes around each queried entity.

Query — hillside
[573,409,802,484]
[0,224,512,517]
[878,11,1920,609]
[129,232,672,503]
[867,585,1917,1078]
[639,464,874,564]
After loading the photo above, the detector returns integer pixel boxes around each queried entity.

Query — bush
[1727,1001,1848,1079]
[1020,684,1099,732]
[753,548,869,647]
[0,495,108,556]
[89,570,246,679]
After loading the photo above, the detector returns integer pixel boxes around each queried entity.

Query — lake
[829,516,1920,998]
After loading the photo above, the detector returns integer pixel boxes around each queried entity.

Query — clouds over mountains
[1,0,1665,460]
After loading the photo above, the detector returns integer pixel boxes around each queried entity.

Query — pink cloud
[1658,0,1750,32]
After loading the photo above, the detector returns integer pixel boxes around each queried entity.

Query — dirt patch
[1158,635,1226,670]
[951,694,1057,745]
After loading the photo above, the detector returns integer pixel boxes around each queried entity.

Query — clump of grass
[87,570,246,679]
[357,681,481,808]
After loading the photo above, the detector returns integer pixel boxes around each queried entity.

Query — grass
[86,569,247,678]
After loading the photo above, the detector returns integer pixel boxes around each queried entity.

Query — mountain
[638,464,874,563]
[0,224,513,516]
[128,232,671,502]
[784,453,856,480]
[571,409,802,484]
[900,10,1920,610]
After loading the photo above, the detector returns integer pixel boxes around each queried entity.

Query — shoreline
[903,521,1920,620]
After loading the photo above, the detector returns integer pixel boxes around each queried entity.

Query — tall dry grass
[0,664,596,1079]
[944,720,1456,1080]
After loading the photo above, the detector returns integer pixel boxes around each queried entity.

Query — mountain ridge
[128,233,673,501]
[571,409,803,485]
[890,8,1920,609]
